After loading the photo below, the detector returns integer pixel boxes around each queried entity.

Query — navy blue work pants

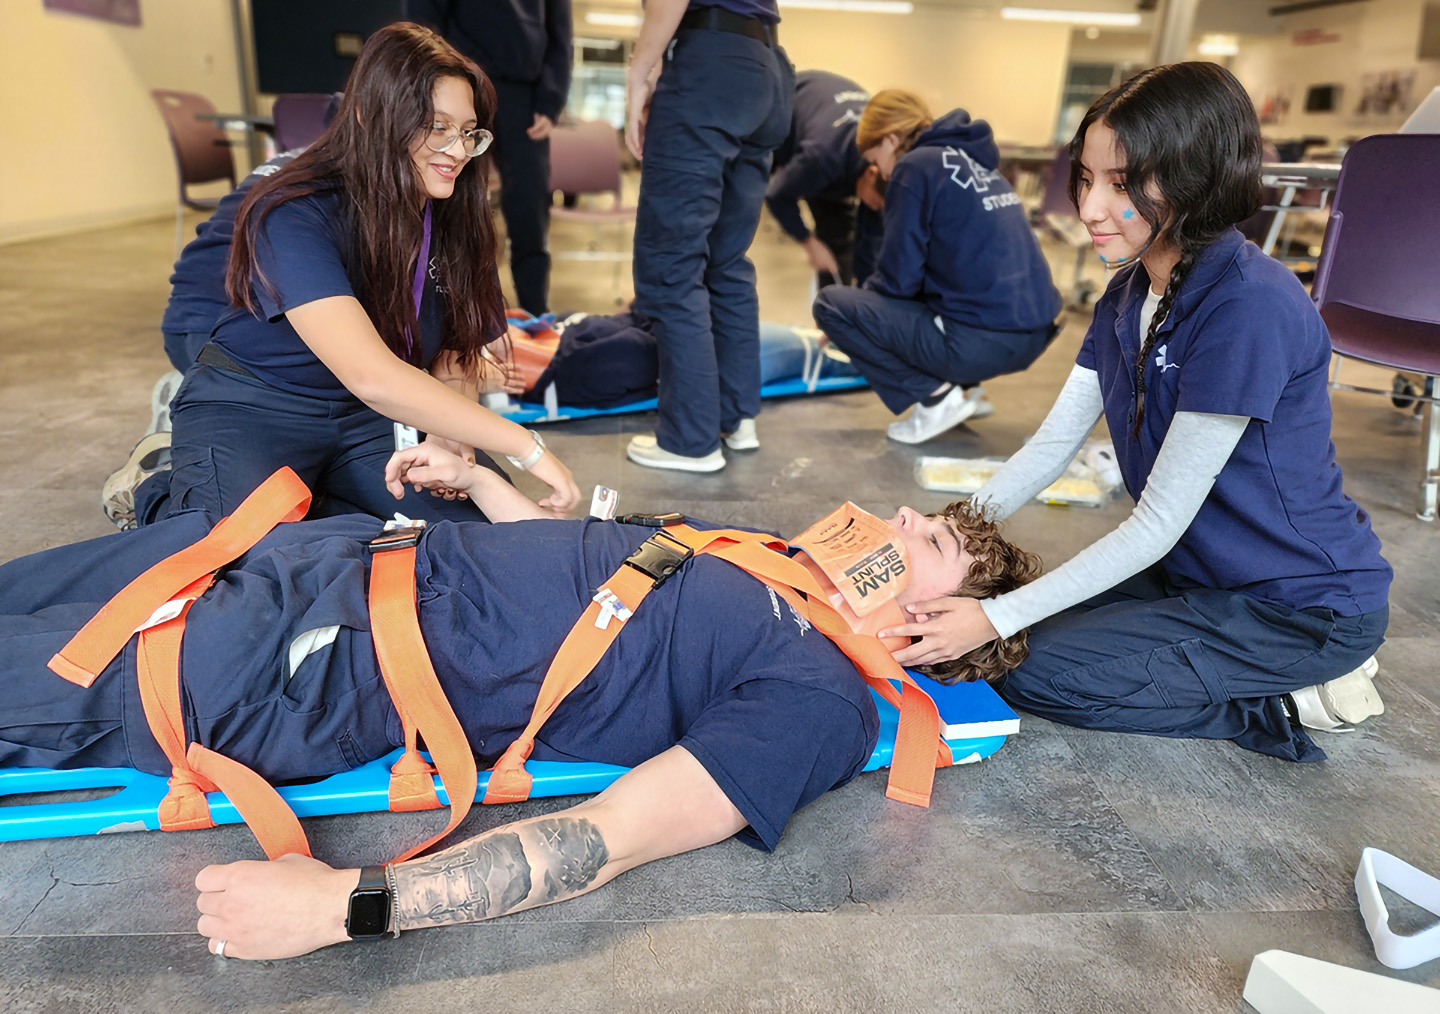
[812,286,1054,414]
[135,362,507,526]
[809,197,857,290]
[996,566,1390,761]
[632,28,794,457]
[0,513,395,781]
[492,79,552,315]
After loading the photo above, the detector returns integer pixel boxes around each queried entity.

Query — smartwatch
[345,865,392,941]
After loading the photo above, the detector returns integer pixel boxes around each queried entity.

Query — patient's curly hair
[915,500,1044,686]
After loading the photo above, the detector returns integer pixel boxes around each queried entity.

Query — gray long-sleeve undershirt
[970,365,1249,639]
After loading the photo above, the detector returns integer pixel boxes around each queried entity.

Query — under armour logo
[941,147,1001,193]
[1154,344,1180,372]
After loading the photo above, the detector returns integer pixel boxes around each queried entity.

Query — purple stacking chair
[1034,146,1097,308]
[1313,133,1440,520]
[271,93,334,153]
[151,90,237,257]
[547,120,636,302]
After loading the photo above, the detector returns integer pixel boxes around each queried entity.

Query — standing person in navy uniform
[881,63,1393,761]
[766,70,884,290]
[135,24,580,528]
[813,90,1061,445]
[623,0,795,472]
[407,0,572,315]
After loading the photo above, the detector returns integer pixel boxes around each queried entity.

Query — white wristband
[505,429,546,471]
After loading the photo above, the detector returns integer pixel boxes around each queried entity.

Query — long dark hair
[227,22,505,375]
[1068,62,1263,436]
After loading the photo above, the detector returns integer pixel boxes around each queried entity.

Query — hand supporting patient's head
[918,500,1042,686]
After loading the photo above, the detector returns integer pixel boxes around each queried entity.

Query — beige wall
[777,8,1070,145]
[0,0,244,245]
[1230,0,1440,146]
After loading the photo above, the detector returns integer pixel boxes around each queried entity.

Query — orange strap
[686,534,952,807]
[48,467,312,688]
[367,545,479,864]
[483,525,951,809]
[482,560,662,804]
[49,468,315,858]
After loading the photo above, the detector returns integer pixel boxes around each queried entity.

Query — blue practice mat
[0,674,1017,841]
[494,374,870,426]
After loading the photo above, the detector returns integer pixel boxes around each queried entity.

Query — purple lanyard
[407,201,433,357]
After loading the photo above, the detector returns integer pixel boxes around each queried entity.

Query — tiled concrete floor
[1,199,1438,1013]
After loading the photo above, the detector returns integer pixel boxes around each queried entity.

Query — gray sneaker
[148,370,184,435]
[101,431,172,530]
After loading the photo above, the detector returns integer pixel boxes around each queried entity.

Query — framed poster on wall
[43,0,140,27]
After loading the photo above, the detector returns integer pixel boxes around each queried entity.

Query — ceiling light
[584,12,642,27]
[1197,33,1240,56]
[1001,7,1142,26]
[780,0,914,11]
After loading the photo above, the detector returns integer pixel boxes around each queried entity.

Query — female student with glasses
[134,23,580,528]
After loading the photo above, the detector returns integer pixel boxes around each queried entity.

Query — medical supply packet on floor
[914,451,1117,507]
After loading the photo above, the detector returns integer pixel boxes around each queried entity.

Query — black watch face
[346,888,389,939]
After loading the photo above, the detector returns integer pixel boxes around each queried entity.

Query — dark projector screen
[252,0,405,95]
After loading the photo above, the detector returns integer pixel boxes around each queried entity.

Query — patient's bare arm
[394,814,608,928]
[393,744,743,929]
[194,745,744,959]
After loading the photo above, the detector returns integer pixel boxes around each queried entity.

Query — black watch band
[345,865,392,941]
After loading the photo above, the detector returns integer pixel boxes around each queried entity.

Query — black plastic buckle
[615,511,686,528]
[368,521,427,553]
[623,530,693,588]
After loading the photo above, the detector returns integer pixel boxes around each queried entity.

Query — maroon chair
[271,93,334,153]
[150,90,237,256]
[547,120,636,301]
[1313,133,1440,520]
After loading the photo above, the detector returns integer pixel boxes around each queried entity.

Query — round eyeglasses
[425,124,493,158]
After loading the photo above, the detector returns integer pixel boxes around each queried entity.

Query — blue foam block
[494,374,870,426]
[0,673,1016,841]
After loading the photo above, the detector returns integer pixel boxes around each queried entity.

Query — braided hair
[1066,63,1264,437]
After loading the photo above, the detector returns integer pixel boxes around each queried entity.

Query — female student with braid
[880,62,1392,761]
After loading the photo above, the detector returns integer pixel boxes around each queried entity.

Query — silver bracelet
[385,863,401,938]
[505,429,547,471]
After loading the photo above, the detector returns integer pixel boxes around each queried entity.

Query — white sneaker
[886,385,978,444]
[626,434,725,473]
[723,419,759,451]
[1288,656,1383,730]
[1320,656,1384,724]
[101,431,172,530]
[963,385,994,420]
[148,369,184,435]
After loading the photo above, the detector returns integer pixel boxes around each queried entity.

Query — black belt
[197,342,256,378]
[678,6,778,45]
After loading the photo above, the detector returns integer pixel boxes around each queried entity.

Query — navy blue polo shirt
[162,151,298,339]
[416,517,878,850]
[1079,229,1392,616]
[688,0,780,25]
[209,191,446,399]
